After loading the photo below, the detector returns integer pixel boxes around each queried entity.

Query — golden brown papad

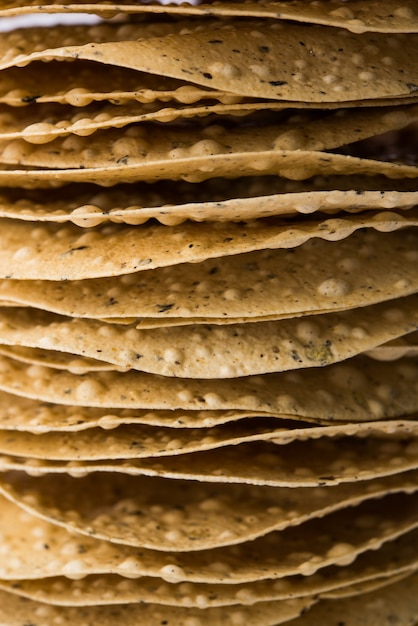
[0,588,312,626]
[1,432,416,487]
[0,294,416,378]
[0,176,417,226]
[0,412,417,462]
[0,491,417,583]
[2,104,418,166]
[0,230,416,322]
[2,100,417,146]
[1,210,417,281]
[0,529,417,608]
[0,391,289,431]
[1,151,417,187]
[1,114,418,187]
[0,0,417,35]
[1,23,418,104]
[1,63,417,110]
[0,469,416,552]
[0,352,416,417]
[0,0,418,33]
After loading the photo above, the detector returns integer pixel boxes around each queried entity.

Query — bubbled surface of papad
[0,2,417,626]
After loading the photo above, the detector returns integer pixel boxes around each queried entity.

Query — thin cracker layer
[1,469,416,552]
[0,294,417,377]
[0,230,415,322]
[0,353,416,420]
[2,24,418,103]
[1,529,417,607]
[0,178,417,226]
[1,0,418,34]
[1,211,417,281]
[0,493,416,583]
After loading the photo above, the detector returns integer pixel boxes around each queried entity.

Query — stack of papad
[0,1,417,624]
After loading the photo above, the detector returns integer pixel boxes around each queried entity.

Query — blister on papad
[1,469,417,552]
[0,492,416,583]
[1,177,418,227]
[2,210,418,281]
[1,0,418,34]
[1,528,417,608]
[0,294,417,377]
[285,571,418,626]
[0,229,416,323]
[2,23,418,104]
[0,352,417,419]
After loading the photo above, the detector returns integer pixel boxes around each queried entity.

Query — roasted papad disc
[1,23,418,104]
[0,413,417,462]
[1,0,418,35]
[0,230,416,322]
[0,528,417,607]
[1,210,417,281]
[0,177,417,226]
[0,492,416,583]
[0,392,294,432]
[2,104,418,165]
[1,62,416,109]
[0,587,313,626]
[0,0,416,33]
[0,470,416,552]
[1,152,416,186]
[0,353,416,419]
[2,100,417,146]
[0,120,418,186]
[1,432,416,486]
[0,294,416,377]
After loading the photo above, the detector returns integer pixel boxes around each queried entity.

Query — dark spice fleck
[21,95,40,103]
[157,303,174,313]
